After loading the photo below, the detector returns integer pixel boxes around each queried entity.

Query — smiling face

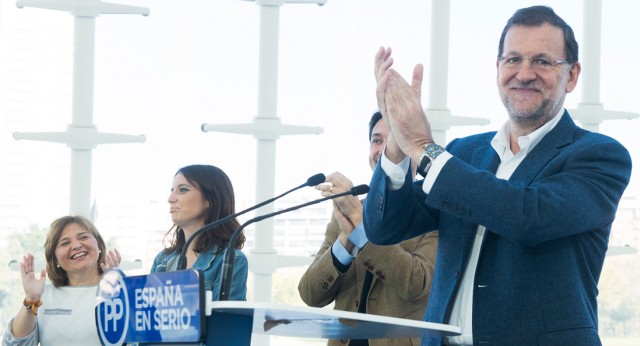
[497,23,580,133]
[54,222,101,276]
[168,172,210,234]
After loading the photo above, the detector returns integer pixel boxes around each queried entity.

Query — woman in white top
[3,215,120,346]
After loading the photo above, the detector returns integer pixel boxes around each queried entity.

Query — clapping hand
[375,46,434,162]
[100,249,122,272]
[316,172,363,235]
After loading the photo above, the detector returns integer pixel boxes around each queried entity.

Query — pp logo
[96,269,130,346]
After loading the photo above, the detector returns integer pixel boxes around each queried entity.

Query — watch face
[418,144,444,177]
[425,144,445,160]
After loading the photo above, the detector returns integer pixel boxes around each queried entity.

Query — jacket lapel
[508,111,576,185]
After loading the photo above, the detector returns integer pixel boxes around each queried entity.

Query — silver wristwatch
[417,143,445,177]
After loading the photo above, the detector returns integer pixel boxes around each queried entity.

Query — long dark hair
[164,164,245,255]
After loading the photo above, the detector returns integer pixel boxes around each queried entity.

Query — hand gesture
[375,47,434,161]
[316,172,363,229]
[20,254,46,301]
[374,46,394,84]
[333,203,356,249]
[100,248,122,272]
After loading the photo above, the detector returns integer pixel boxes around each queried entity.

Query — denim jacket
[150,244,248,301]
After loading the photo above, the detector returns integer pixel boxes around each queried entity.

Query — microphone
[218,184,370,300]
[177,173,326,270]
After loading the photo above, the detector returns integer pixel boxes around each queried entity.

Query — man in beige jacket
[298,112,438,346]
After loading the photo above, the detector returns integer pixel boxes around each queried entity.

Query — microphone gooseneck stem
[218,184,369,301]
[177,173,325,270]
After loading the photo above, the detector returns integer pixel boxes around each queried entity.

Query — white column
[13,0,148,216]
[252,3,280,304]
[201,1,325,345]
[426,0,489,145]
[569,0,639,132]
[69,16,95,214]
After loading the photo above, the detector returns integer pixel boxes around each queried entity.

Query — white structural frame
[202,0,490,332]
[569,0,639,131]
[10,1,638,345]
[427,0,490,145]
[201,1,326,344]
[13,0,148,217]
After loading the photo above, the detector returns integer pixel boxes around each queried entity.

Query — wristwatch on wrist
[417,143,446,177]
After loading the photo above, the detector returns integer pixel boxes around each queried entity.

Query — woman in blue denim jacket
[150,164,248,301]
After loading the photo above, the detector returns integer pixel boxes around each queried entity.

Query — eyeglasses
[498,55,572,71]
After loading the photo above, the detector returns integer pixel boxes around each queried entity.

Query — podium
[204,300,461,345]
[95,270,460,345]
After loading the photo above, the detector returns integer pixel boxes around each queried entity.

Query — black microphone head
[306,173,326,187]
[351,184,370,196]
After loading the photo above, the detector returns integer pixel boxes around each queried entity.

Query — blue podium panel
[205,310,253,346]
[96,269,205,345]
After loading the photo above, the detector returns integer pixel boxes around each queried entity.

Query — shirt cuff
[381,154,411,191]
[332,239,354,266]
[421,151,452,193]
[348,222,369,249]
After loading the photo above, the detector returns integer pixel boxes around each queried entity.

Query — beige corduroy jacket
[298,212,438,346]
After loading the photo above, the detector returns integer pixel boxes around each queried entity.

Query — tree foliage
[0,223,48,336]
[598,253,640,337]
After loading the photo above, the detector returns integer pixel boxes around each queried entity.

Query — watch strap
[417,143,445,177]
[417,154,432,177]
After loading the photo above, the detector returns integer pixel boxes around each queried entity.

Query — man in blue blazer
[364,6,632,346]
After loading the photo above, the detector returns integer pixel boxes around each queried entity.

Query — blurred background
[0,0,638,345]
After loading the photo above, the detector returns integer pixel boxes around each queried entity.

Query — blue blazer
[364,112,632,346]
